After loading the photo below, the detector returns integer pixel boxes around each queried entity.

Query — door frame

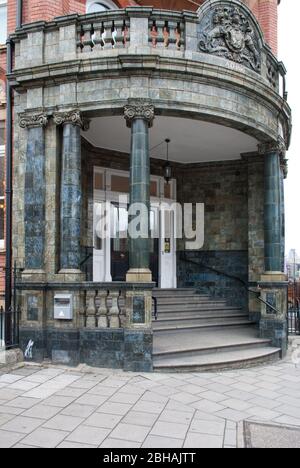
[93,166,177,288]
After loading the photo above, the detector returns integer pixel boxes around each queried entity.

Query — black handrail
[180,252,280,315]
[152,296,158,321]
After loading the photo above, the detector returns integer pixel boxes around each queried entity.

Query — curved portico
[10,0,291,370]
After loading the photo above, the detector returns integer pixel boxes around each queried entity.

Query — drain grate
[243,421,300,448]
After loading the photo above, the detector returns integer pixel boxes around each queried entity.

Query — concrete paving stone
[21,427,69,448]
[54,387,88,398]
[159,409,194,425]
[169,392,201,405]
[61,403,98,418]
[221,399,253,412]
[0,384,7,389]
[184,433,223,448]
[12,368,40,377]
[194,410,225,422]
[75,394,108,407]
[0,405,24,415]
[226,421,237,430]
[211,376,238,386]
[274,405,300,419]
[142,435,183,448]
[13,444,39,448]
[164,400,195,414]
[231,382,259,393]
[246,407,282,421]
[191,400,226,413]
[0,430,25,448]
[244,421,300,448]
[87,385,118,397]
[23,374,55,384]
[224,429,237,447]
[5,397,40,409]
[199,391,228,403]
[0,374,23,384]
[259,375,282,384]
[8,380,40,391]
[248,396,283,410]
[109,423,150,443]
[97,402,132,416]
[252,389,282,400]
[176,384,207,395]
[23,387,59,399]
[237,376,258,385]
[275,395,300,409]
[100,438,141,448]
[224,390,255,402]
[215,409,249,422]
[101,378,129,388]
[157,378,189,388]
[85,412,123,429]
[0,415,44,434]
[133,400,166,415]
[66,425,110,446]
[68,380,98,390]
[140,391,169,404]
[0,389,24,401]
[22,404,62,420]
[43,414,84,432]
[57,441,96,449]
[43,395,78,407]
[146,385,179,397]
[0,413,15,426]
[190,419,225,436]
[122,411,158,427]
[255,381,282,391]
[280,374,300,383]
[109,392,142,405]
[276,387,300,398]
[150,421,189,439]
[203,383,234,394]
[273,415,300,427]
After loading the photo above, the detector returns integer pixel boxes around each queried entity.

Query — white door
[159,200,177,289]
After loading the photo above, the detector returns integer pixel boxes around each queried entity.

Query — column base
[57,269,85,282]
[126,269,152,283]
[22,270,46,282]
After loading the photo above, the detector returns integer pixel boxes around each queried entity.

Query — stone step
[153,337,272,359]
[154,313,249,324]
[156,309,243,319]
[153,289,201,297]
[153,320,256,333]
[155,298,228,305]
[153,346,281,372]
[154,306,242,314]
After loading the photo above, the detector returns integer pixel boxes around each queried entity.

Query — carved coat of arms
[198,5,261,72]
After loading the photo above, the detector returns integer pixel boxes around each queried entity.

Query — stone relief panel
[198,1,261,72]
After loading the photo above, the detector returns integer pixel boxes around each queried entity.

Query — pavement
[0,359,300,448]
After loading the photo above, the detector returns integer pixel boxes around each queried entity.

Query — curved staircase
[152,289,281,372]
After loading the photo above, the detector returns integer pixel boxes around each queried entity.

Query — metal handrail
[180,252,280,315]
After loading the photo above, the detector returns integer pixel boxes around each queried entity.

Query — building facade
[4,0,291,371]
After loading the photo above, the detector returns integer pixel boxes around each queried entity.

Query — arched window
[86,0,118,13]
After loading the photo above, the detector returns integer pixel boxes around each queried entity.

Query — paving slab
[243,421,300,448]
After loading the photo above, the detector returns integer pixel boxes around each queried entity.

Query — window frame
[86,0,118,14]
[0,0,7,46]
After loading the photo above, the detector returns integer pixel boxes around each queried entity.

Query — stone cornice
[53,109,90,130]
[124,101,155,128]
[18,112,48,129]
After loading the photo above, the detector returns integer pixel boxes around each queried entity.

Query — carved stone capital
[19,112,48,129]
[124,101,155,128]
[53,110,90,130]
[258,138,286,157]
[280,154,288,179]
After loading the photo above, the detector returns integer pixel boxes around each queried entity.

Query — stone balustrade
[10,7,287,98]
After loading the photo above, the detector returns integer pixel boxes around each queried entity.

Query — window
[0,2,7,45]
[86,0,118,14]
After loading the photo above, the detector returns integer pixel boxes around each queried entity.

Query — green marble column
[19,113,48,270]
[280,156,288,272]
[54,110,89,271]
[261,140,286,273]
[124,101,155,279]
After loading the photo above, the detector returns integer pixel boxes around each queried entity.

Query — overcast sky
[279,1,299,256]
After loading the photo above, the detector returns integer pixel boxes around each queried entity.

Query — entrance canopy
[84,115,258,164]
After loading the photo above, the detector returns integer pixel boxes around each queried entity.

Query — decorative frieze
[198,2,261,72]
[124,101,155,128]
[53,109,90,130]
[19,112,48,129]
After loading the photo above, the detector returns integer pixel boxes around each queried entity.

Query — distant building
[286,249,300,280]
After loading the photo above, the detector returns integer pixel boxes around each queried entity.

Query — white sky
[279,1,300,255]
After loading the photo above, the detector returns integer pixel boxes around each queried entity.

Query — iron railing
[288,307,300,335]
[0,306,20,350]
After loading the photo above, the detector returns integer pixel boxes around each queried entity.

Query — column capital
[124,101,155,128]
[53,109,90,130]
[19,112,48,129]
[258,137,286,157]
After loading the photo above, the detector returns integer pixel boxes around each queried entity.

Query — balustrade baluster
[97,290,109,328]
[86,290,96,328]
[108,290,120,328]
